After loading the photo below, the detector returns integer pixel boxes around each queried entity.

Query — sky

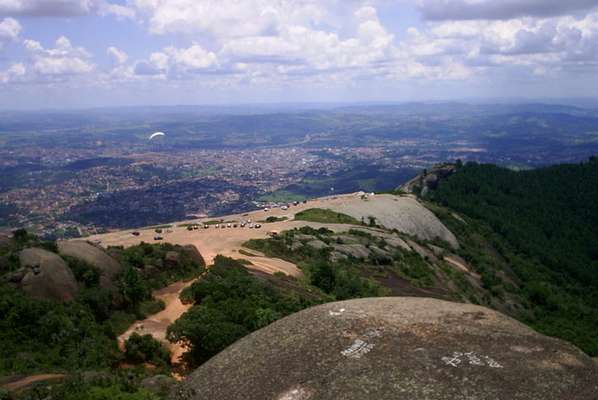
[1,0,598,109]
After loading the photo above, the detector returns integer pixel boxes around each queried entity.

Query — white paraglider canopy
[149,131,166,140]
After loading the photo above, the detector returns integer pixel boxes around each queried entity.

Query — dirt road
[1,374,66,392]
[90,192,456,369]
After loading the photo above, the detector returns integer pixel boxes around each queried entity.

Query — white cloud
[164,44,218,70]
[0,17,20,45]
[98,2,136,19]
[25,35,94,76]
[107,46,128,64]
[0,62,25,83]
[132,0,326,37]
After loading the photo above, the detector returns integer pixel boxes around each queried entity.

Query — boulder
[406,239,438,263]
[58,241,122,288]
[182,245,206,267]
[332,244,370,259]
[17,248,79,302]
[306,240,329,250]
[172,297,598,400]
[164,251,180,268]
[329,251,348,263]
[290,241,304,251]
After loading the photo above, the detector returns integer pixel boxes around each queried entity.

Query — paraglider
[149,131,166,140]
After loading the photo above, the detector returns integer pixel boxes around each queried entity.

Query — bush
[124,333,170,366]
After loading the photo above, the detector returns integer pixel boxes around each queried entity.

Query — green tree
[121,267,148,309]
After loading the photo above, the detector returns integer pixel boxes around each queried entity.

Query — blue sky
[1,0,598,109]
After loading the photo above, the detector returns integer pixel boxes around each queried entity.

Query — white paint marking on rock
[341,339,375,359]
[441,352,503,369]
[329,308,346,316]
[278,386,314,400]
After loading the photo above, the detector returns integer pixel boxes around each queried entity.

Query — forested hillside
[430,158,598,355]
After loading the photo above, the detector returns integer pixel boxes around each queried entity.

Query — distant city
[2,102,598,239]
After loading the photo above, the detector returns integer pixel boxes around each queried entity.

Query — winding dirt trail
[118,279,196,364]
[1,374,66,392]
[92,192,430,368]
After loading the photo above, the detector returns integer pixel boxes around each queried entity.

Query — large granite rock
[17,248,79,302]
[172,297,598,400]
[58,240,122,288]
[181,245,206,267]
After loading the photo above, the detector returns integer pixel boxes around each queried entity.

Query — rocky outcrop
[15,248,79,302]
[181,245,206,267]
[325,195,458,248]
[400,163,458,197]
[173,297,598,400]
[57,240,122,288]
[164,251,180,267]
[331,243,370,259]
[306,240,329,250]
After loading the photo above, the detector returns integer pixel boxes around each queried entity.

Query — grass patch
[294,208,360,225]
[238,249,258,257]
[259,216,288,223]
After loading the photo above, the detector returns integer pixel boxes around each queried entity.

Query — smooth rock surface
[18,248,78,302]
[172,297,598,400]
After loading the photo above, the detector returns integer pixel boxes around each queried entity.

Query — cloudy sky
[1,0,598,109]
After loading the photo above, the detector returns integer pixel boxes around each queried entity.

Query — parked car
[154,236,163,241]
[132,231,140,236]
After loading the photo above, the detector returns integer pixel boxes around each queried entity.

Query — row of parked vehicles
[186,221,262,231]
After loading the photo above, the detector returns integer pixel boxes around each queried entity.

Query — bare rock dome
[172,297,597,400]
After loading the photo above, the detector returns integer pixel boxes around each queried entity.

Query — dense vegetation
[167,256,324,368]
[0,234,205,398]
[245,227,391,299]
[294,208,360,225]
[430,158,598,355]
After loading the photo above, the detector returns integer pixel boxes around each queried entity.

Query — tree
[167,306,249,367]
[124,332,170,366]
[121,267,148,308]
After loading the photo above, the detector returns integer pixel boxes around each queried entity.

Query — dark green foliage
[262,216,287,223]
[115,242,205,291]
[431,159,598,355]
[121,267,150,309]
[167,256,321,367]
[245,229,383,299]
[0,238,204,380]
[25,373,160,400]
[0,285,120,375]
[124,333,170,367]
[65,256,101,288]
[393,251,435,287]
[294,208,360,225]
